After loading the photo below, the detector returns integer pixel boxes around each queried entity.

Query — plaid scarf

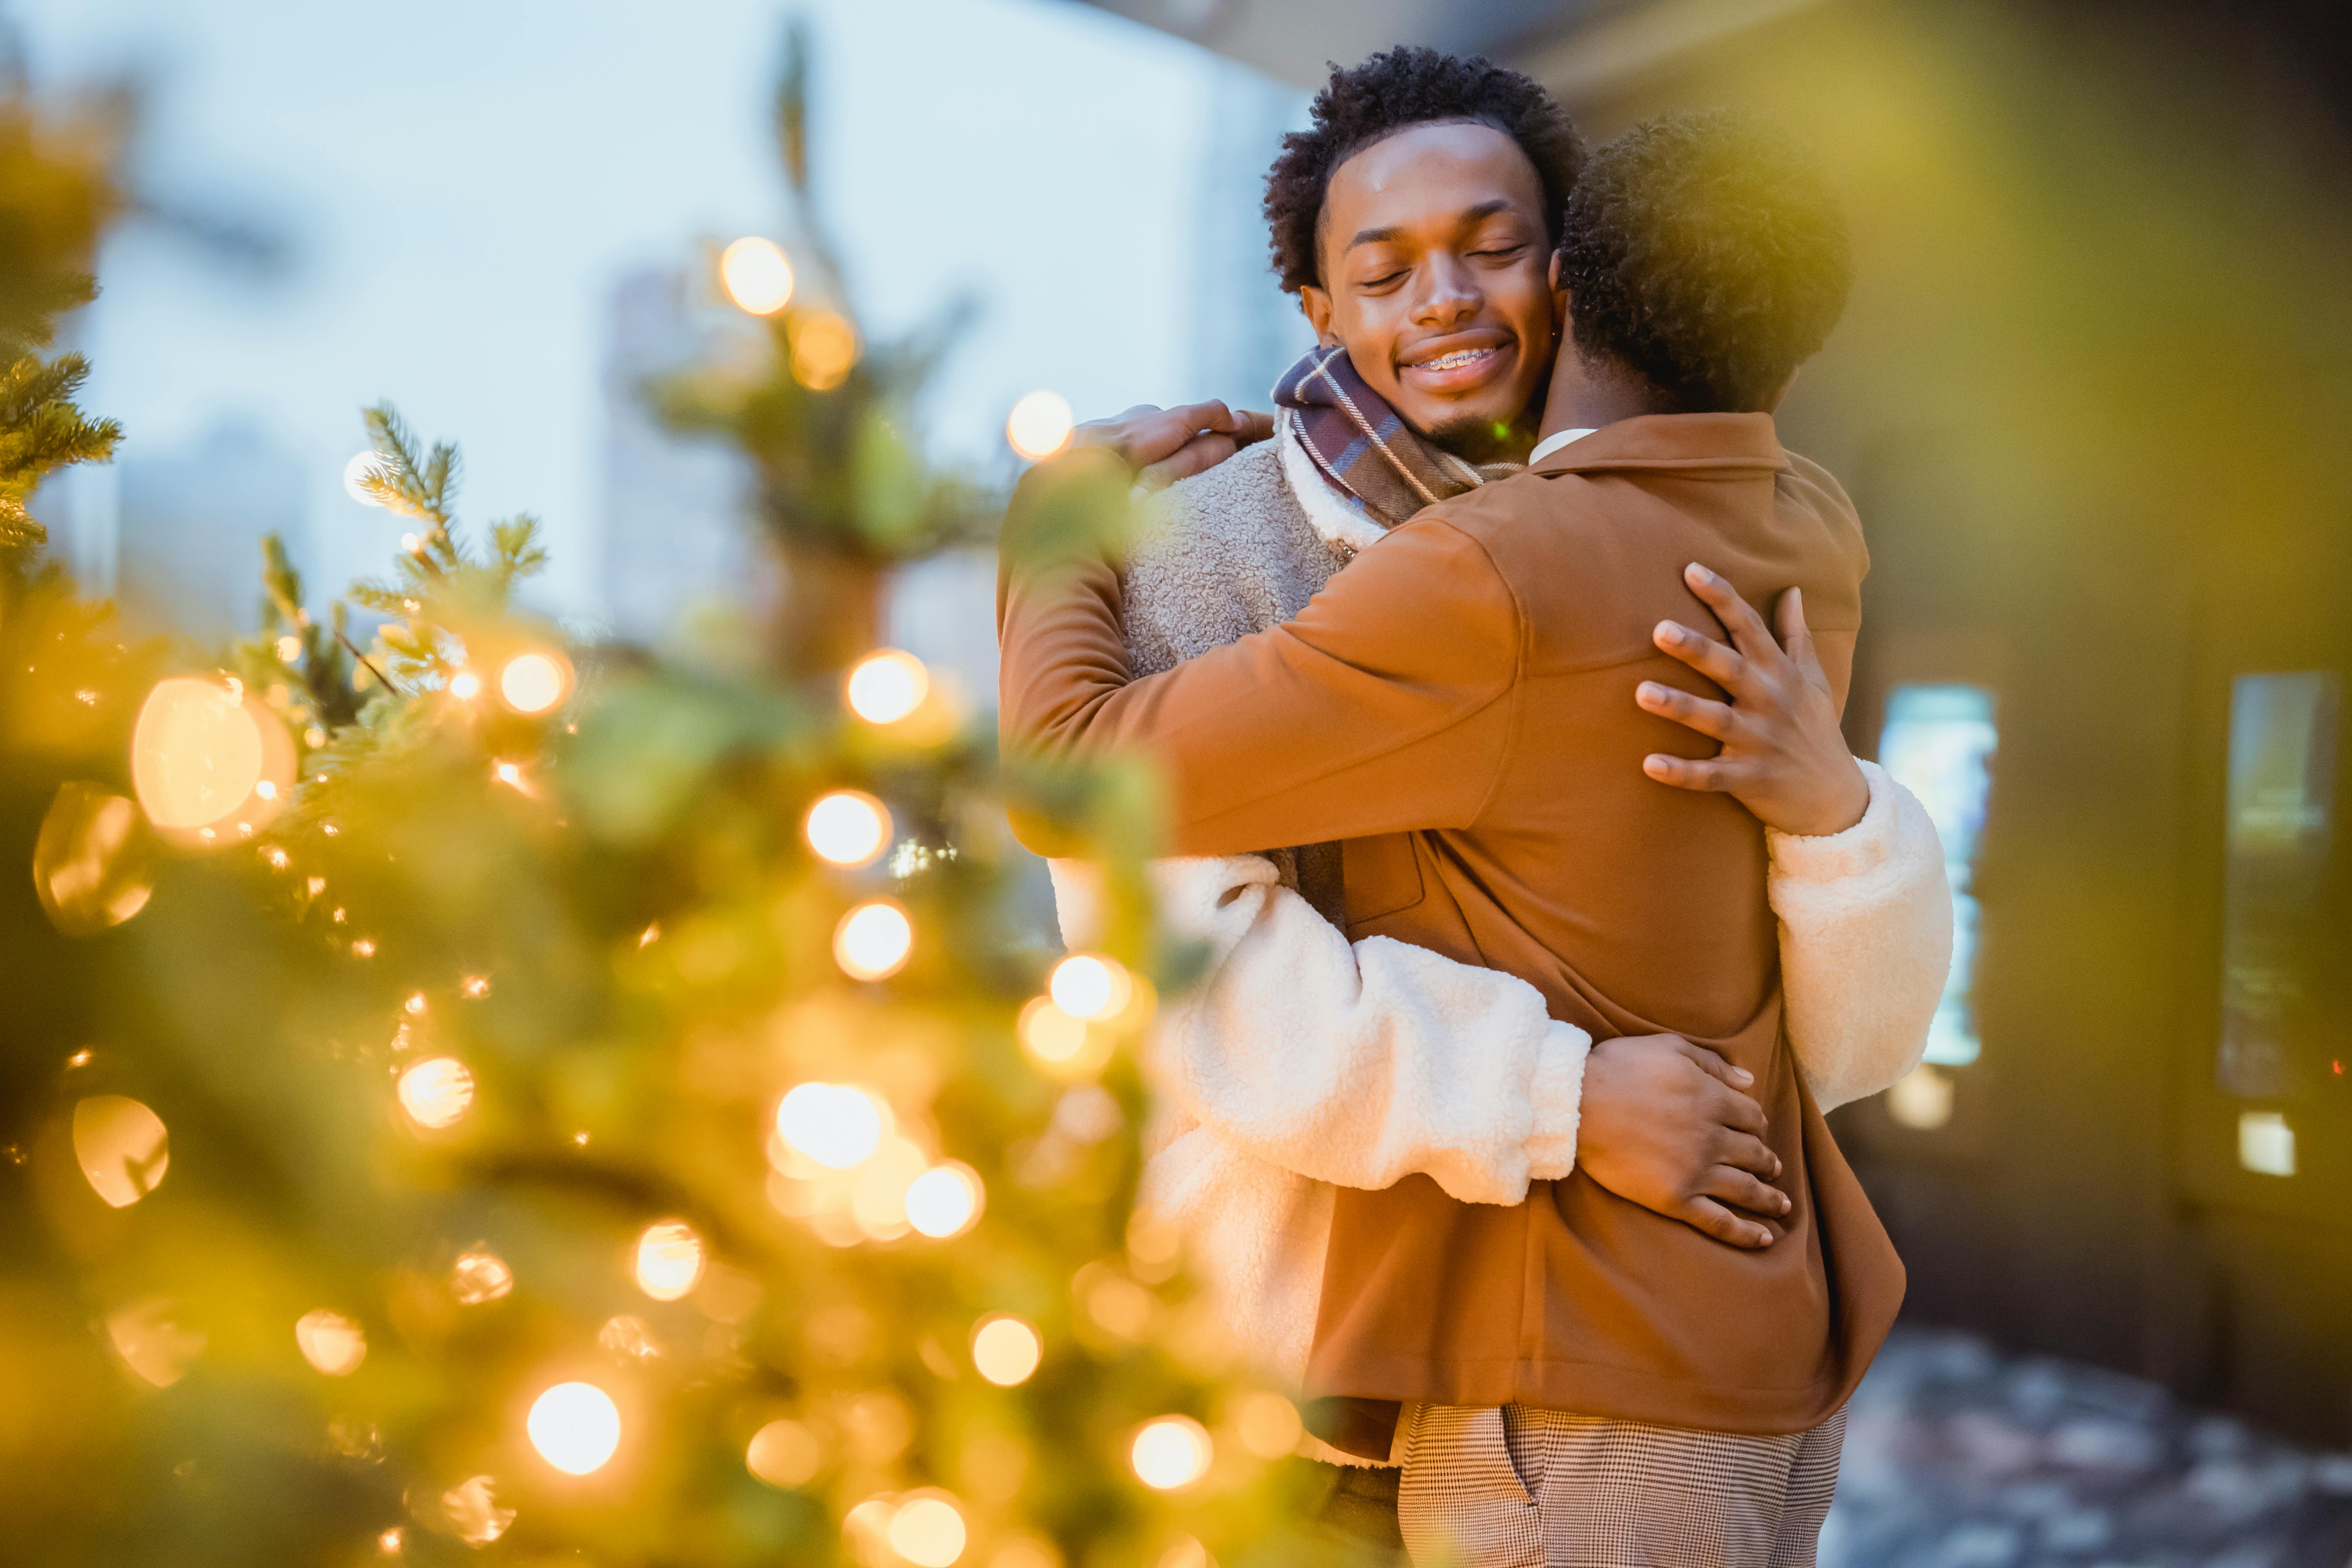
[1271,344,1523,531]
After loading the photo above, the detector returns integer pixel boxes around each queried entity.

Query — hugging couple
[997,47,1953,1568]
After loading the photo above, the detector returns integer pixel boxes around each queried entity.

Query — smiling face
[1299,121,1562,462]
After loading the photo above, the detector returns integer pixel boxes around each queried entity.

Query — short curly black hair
[1263,47,1585,294]
[1555,109,1853,413]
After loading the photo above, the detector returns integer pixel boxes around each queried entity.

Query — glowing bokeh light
[73,1094,169,1208]
[447,670,481,700]
[720,236,795,315]
[844,650,929,725]
[1016,996,1109,1079]
[1130,1416,1213,1490]
[775,1083,886,1170]
[633,1219,705,1301]
[834,899,913,981]
[887,1491,969,1568]
[439,1476,514,1545]
[451,1249,514,1304]
[295,1308,368,1376]
[343,451,392,506]
[131,677,291,838]
[398,1056,475,1131]
[498,650,570,714]
[528,1381,622,1475]
[746,1418,823,1488]
[1048,954,1130,1022]
[904,1162,984,1239]
[106,1298,205,1387]
[805,790,892,868]
[789,310,859,390]
[34,783,151,936]
[1005,390,1075,461]
[1231,1391,1303,1459]
[970,1315,1042,1387]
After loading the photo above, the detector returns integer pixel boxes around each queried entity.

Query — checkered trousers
[1393,1402,1846,1568]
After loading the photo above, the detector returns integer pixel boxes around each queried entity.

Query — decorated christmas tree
[0,47,1355,1568]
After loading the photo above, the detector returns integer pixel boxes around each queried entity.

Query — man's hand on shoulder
[1072,402,1274,491]
[1635,564,1871,838]
[1575,1033,1789,1250]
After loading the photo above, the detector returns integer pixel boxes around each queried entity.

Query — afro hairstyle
[1555,108,1854,414]
[1262,47,1585,294]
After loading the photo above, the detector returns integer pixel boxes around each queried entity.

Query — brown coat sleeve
[997,456,1523,858]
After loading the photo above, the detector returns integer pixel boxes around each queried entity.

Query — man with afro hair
[1002,71,1947,1565]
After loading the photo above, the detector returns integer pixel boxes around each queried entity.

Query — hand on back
[1636,563,1870,838]
[1069,401,1275,491]
[1575,1033,1789,1250]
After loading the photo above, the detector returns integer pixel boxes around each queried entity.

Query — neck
[1536,345,1673,443]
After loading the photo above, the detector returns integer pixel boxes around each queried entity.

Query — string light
[528,1382,622,1474]
[633,1220,705,1301]
[294,1308,368,1376]
[886,1491,968,1568]
[438,1476,514,1545]
[343,452,392,506]
[904,1162,984,1238]
[451,1249,514,1304]
[805,790,892,868]
[33,784,151,936]
[493,761,525,791]
[275,635,302,661]
[746,1419,822,1488]
[398,1056,474,1130]
[844,650,929,725]
[1016,996,1109,1079]
[775,1083,886,1169]
[131,677,292,840]
[834,900,913,981]
[448,670,481,700]
[1230,1391,1303,1459]
[72,1095,168,1208]
[497,650,570,714]
[970,1315,1042,1387]
[106,1298,205,1388]
[1130,1416,1213,1490]
[1006,391,1075,461]
[789,310,859,390]
[720,236,795,315]
[1048,954,1131,1022]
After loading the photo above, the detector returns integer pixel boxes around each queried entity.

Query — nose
[1409,253,1483,329]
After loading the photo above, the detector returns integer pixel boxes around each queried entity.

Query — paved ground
[1826,1328,2352,1568]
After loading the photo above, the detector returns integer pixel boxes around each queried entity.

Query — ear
[1299,285,1338,348]
[1548,252,1570,338]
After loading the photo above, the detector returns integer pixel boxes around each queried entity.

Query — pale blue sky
[17,0,1296,617]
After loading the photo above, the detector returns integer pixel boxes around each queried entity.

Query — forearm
[1767,760,1954,1110]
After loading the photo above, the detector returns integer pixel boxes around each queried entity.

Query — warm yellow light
[988,1537,1063,1568]
[746,1418,823,1488]
[1231,1391,1303,1459]
[1016,996,1109,1079]
[462,975,492,998]
[107,1297,205,1388]
[845,650,930,725]
[498,650,571,714]
[775,1082,886,1169]
[789,310,859,390]
[805,790,892,868]
[633,1219,705,1301]
[493,761,524,789]
[295,1308,368,1376]
[1049,954,1131,1022]
[971,1314,1042,1387]
[887,1490,968,1568]
[1006,390,1075,461]
[1887,1064,1954,1131]
[448,670,481,700]
[1131,1416,1213,1490]
[275,634,303,662]
[843,1498,898,1563]
[343,451,392,506]
[451,1249,514,1304]
[34,784,151,937]
[2241,1110,2296,1177]
[904,1162,984,1239]
[720,236,795,315]
[835,899,913,981]
[528,1381,622,1475]
[378,1527,403,1554]
[1155,1539,1211,1568]
[849,1136,929,1240]
[131,677,292,838]
[73,1094,169,1208]
[439,1476,514,1545]
[398,1056,475,1131]
[405,992,428,1016]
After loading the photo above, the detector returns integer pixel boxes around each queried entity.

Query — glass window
[2217,671,2340,1100]
[1878,684,1998,1067]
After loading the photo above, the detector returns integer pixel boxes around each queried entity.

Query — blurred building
[111,421,306,642]
[1185,65,1314,410]
[598,266,761,649]
[1084,0,2352,1448]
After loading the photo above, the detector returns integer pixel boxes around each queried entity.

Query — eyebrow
[1345,198,1519,253]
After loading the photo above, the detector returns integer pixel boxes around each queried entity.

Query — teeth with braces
[1412,348,1494,372]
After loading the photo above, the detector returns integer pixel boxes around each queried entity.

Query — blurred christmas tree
[0,47,1349,1568]
[653,20,996,678]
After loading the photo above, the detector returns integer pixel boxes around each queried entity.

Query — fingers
[1702,1084,1772,1141]
[1163,399,1239,434]
[1695,1163,1792,1219]
[1682,563,1785,667]
[1636,680,1736,740]
[1774,586,1824,678]
[1230,409,1276,446]
[1677,1196,1775,1250]
[1137,433,1238,491]
[1642,752,1739,793]
[1667,1037,1755,1090]
[1075,401,1240,474]
[1651,620,1746,690]
[1709,1124,1781,1176]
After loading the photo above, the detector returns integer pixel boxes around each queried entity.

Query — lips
[1397,331,1516,395]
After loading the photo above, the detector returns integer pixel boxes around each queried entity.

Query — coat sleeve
[1052,853,1590,1207]
[1000,454,1523,858]
[1766,760,1955,1111]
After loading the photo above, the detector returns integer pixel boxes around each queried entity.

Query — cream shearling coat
[1048,417,1952,1421]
